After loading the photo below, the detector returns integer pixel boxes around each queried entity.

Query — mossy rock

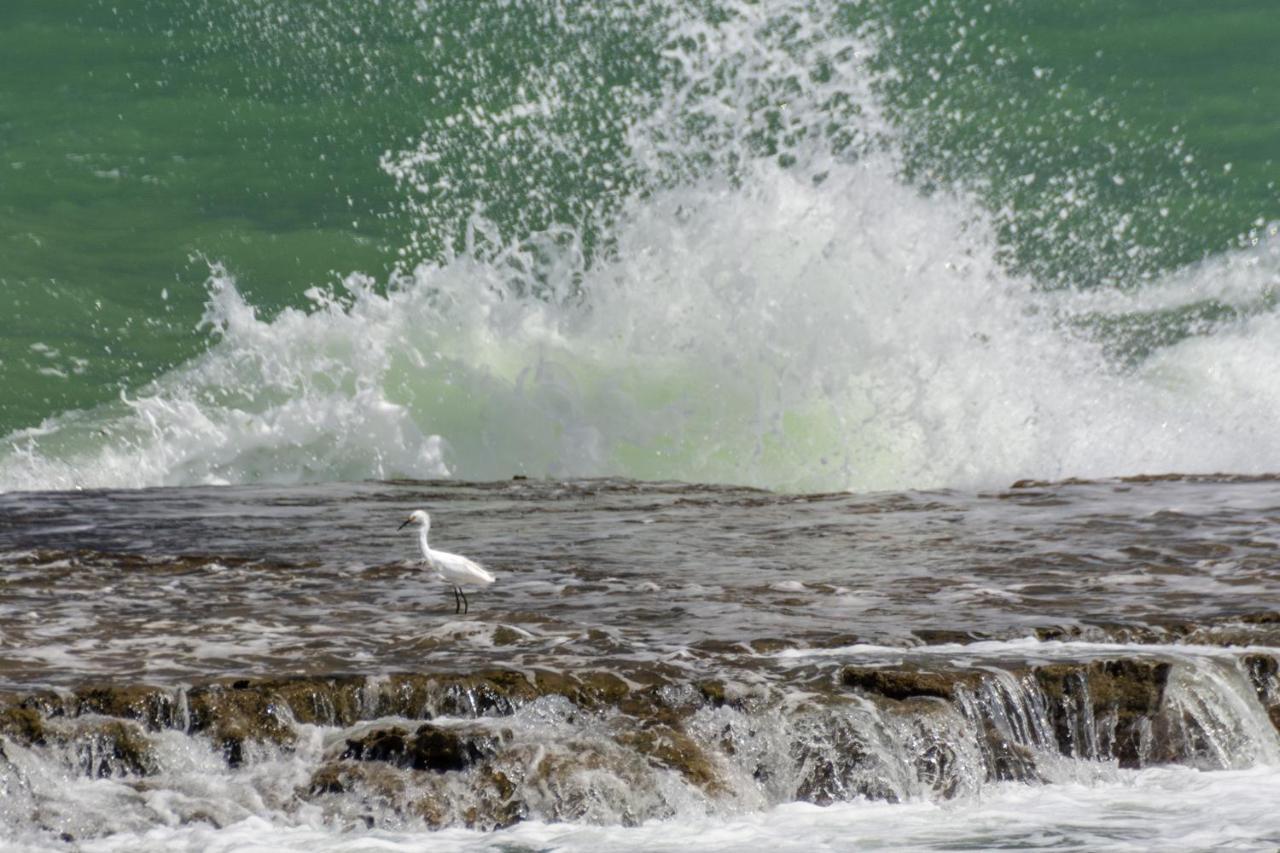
[76,720,157,777]
[71,685,179,730]
[491,626,524,646]
[616,724,724,793]
[303,761,408,808]
[1033,660,1169,714]
[343,722,507,773]
[696,680,729,708]
[185,683,297,765]
[1032,659,1170,767]
[307,763,348,795]
[978,720,1043,784]
[367,674,436,718]
[1241,654,1280,735]
[551,670,633,709]
[841,666,983,701]
[463,767,526,830]
[263,676,368,727]
[0,706,46,746]
[423,670,543,716]
[341,726,411,764]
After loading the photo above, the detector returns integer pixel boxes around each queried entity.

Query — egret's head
[398,509,430,530]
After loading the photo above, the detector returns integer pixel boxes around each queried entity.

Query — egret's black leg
[461,588,470,614]
[453,586,462,614]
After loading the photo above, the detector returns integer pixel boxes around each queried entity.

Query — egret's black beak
[398,518,411,530]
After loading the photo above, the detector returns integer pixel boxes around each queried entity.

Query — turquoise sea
[2,0,1278,493]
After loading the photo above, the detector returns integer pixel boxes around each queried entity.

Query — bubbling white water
[40,768,1280,853]
[3,0,1280,493]
[2,158,1280,493]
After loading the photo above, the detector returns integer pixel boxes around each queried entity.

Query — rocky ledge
[1,650,1278,830]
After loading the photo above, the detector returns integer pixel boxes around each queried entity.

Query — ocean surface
[2,0,1280,850]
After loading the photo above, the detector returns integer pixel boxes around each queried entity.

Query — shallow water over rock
[1,476,1279,847]
[3,476,1280,689]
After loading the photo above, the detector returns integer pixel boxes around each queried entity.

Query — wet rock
[341,726,411,763]
[1,710,157,777]
[264,676,368,727]
[0,706,46,746]
[749,638,795,654]
[461,766,526,830]
[342,722,507,773]
[696,680,729,708]
[792,714,899,805]
[524,745,655,826]
[304,761,408,813]
[1241,654,1280,733]
[841,659,1181,775]
[978,721,1043,784]
[842,666,984,701]
[75,720,157,777]
[491,626,524,646]
[186,683,297,765]
[423,670,544,716]
[616,724,723,792]
[410,724,500,772]
[0,651,1243,820]
[913,628,987,645]
[307,763,348,795]
[1033,659,1171,767]
[71,684,181,730]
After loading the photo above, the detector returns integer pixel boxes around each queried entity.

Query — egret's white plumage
[398,510,494,613]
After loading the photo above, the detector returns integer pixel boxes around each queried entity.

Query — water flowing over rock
[3,476,1280,846]
[2,648,1278,832]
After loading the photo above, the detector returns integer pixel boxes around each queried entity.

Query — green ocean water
[1,0,1278,490]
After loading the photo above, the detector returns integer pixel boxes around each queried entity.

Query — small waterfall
[1,650,1278,843]
[1158,657,1280,770]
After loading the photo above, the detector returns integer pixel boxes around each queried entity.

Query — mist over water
[3,0,1279,493]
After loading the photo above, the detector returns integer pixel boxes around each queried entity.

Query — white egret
[398,510,495,614]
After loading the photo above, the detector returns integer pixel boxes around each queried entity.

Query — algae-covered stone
[841,666,983,701]
[0,706,47,746]
[307,763,348,795]
[616,724,724,792]
[185,682,298,766]
[72,685,180,730]
[343,722,507,773]
[341,726,411,764]
[1032,659,1170,767]
[76,720,157,777]
[266,676,368,727]
[491,626,524,646]
[463,767,526,829]
[696,681,727,707]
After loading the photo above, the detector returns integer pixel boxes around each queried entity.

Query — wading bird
[398,510,495,614]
